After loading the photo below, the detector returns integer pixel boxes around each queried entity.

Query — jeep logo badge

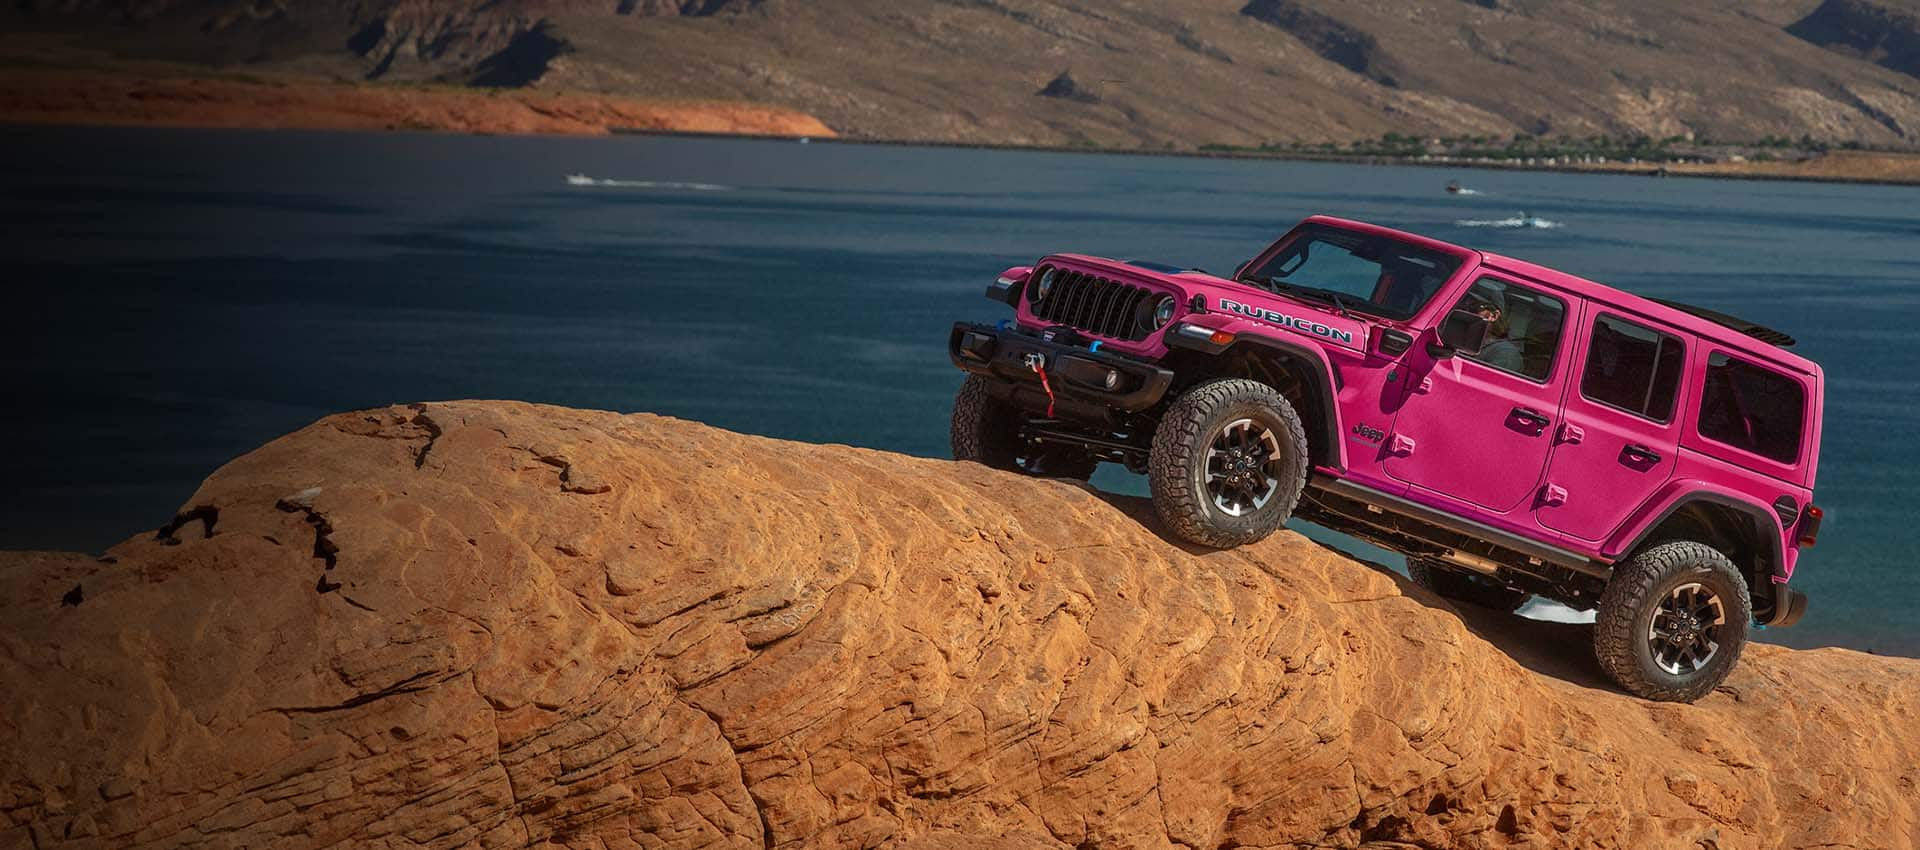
[1219,298,1355,344]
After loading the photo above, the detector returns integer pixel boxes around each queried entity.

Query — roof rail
[1648,298,1796,348]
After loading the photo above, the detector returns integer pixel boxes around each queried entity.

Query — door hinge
[1540,483,1569,506]
[1557,423,1584,444]
[1389,434,1416,456]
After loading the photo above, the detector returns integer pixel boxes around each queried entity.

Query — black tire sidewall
[1595,540,1752,702]
[1151,379,1308,547]
[951,375,1096,480]
[951,375,1020,470]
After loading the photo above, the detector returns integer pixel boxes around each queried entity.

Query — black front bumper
[949,322,1174,415]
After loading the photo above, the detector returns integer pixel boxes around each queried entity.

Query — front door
[1536,311,1685,542]
[1385,275,1576,514]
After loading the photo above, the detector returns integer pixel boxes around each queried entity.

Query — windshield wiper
[1306,288,1357,319]
[1239,275,1363,319]
[1268,281,1357,319]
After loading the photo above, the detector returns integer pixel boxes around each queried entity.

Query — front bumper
[949,322,1174,413]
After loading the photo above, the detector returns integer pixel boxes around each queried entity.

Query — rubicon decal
[1219,299,1355,343]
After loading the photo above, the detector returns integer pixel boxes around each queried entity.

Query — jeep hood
[1054,255,1373,353]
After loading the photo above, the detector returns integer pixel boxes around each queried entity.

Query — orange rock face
[0,72,836,138]
[2,401,1917,848]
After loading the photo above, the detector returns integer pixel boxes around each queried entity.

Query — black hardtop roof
[1646,298,1797,348]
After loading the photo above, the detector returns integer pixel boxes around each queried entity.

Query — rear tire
[1148,378,1309,548]
[1593,540,1751,703]
[1407,557,1530,613]
[950,375,1098,480]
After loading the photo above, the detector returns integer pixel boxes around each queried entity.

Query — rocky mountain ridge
[7,0,1920,148]
[3,401,1917,848]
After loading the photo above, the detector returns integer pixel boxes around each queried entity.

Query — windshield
[1239,225,1463,320]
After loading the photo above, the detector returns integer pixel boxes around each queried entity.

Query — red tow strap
[1028,356,1056,418]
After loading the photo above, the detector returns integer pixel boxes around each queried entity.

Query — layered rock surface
[0,72,835,137]
[2,401,1917,849]
[12,0,1920,146]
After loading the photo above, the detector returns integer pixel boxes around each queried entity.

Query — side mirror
[1432,309,1490,357]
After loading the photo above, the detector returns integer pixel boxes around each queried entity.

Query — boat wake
[1454,214,1561,229]
[565,174,732,191]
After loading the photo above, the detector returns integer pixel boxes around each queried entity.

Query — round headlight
[1031,268,1056,303]
[1152,295,1176,329]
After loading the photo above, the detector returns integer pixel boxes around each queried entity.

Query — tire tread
[1148,378,1309,548]
[1593,540,1751,703]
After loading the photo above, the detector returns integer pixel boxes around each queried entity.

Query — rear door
[1536,311,1686,542]
[1384,275,1576,514]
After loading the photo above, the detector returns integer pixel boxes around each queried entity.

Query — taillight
[1798,505,1823,548]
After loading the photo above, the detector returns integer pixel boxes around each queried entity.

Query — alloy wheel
[1648,582,1726,675]
[1203,417,1282,517]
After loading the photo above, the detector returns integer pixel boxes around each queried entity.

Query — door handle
[1624,443,1663,464]
[1510,407,1551,430]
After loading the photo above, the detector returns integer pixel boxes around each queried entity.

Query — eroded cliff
[2,401,1916,848]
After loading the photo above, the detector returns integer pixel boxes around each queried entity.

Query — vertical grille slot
[1027,266,1157,341]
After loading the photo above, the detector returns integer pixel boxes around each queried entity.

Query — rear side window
[1698,353,1805,464]
[1581,314,1684,422]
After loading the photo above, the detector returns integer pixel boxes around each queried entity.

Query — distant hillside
[6,0,1920,149]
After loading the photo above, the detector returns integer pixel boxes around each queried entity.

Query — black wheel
[950,375,1098,480]
[1594,540,1751,703]
[1407,557,1529,613]
[1148,378,1309,548]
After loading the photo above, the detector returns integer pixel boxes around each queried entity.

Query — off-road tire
[1407,557,1530,613]
[950,375,1098,480]
[1594,540,1751,703]
[1149,378,1309,548]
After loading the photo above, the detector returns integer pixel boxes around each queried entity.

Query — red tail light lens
[1798,505,1823,548]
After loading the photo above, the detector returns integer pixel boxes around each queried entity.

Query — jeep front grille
[1030,268,1156,341]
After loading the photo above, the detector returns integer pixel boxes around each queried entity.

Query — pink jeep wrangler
[949,215,1821,702]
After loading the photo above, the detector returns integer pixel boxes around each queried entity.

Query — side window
[1454,277,1565,382]
[1698,353,1806,464]
[1580,314,1684,422]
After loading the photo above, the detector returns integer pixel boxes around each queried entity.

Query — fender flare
[1170,325,1346,470]
[1607,486,1787,584]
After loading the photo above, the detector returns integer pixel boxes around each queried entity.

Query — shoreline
[615,129,1920,188]
[6,70,1920,187]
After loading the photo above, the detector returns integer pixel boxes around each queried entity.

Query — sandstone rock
[2,401,1917,848]
[0,73,837,138]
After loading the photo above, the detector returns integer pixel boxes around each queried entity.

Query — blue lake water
[3,126,1916,655]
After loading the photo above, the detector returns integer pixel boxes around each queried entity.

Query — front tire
[1148,378,1309,548]
[1593,541,1751,702]
[1407,557,1530,613]
[950,375,1098,480]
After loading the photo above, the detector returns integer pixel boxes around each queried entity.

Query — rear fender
[1608,483,1788,587]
